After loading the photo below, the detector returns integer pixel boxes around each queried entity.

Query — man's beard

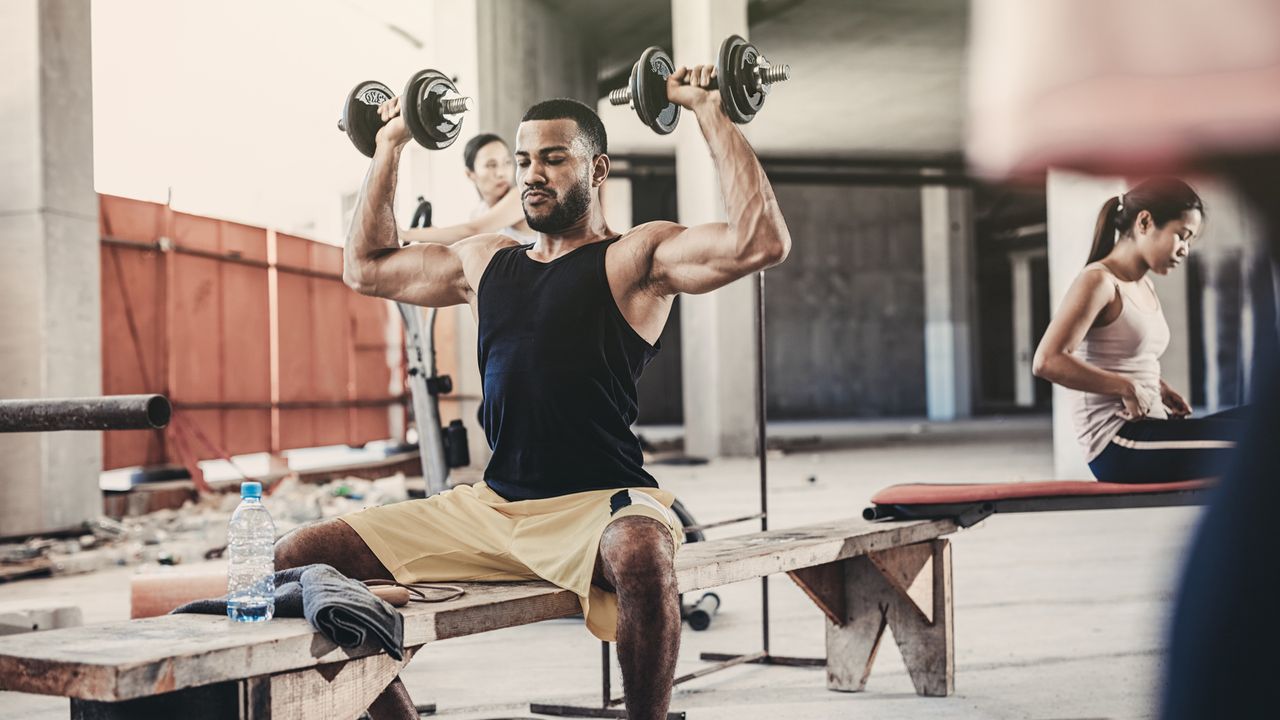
[525,180,591,233]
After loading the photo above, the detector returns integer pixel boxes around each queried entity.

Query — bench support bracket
[789,538,954,696]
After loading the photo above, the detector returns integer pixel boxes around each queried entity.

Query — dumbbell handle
[338,95,474,133]
[438,96,475,115]
[608,62,790,106]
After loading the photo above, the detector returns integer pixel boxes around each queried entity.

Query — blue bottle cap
[240,481,263,499]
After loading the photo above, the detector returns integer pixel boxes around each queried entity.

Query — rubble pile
[0,474,410,579]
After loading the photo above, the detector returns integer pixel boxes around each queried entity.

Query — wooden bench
[0,517,959,719]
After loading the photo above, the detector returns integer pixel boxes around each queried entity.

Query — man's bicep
[362,243,470,307]
[648,222,742,295]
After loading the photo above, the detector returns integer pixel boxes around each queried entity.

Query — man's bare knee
[599,517,676,594]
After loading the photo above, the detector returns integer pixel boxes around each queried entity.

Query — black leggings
[1088,405,1252,483]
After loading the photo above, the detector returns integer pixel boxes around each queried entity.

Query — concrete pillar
[921,185,976,420]
[0,0,101,537]
[1046,170,1125,479]
[410,1,596,469]
[1009,248,1046,408]
[476,0,596,140]
[672,0,755,457]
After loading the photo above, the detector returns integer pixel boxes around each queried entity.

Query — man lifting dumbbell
[292,57,791,720]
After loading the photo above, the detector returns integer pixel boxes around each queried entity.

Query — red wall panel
[99,196,406,471]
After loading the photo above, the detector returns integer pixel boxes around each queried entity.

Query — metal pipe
[679,512,765,533]
[174,396,411,411]
[101,236,345,282]
[0,394,171,432]
[673,651,768,686]
[756,270,770,654]
[601,641,611,707]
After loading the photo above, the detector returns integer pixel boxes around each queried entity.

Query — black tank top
[476,237,660,500]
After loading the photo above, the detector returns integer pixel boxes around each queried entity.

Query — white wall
[91,0,449,242]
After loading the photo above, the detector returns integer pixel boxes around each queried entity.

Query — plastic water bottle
[226,481,276,622]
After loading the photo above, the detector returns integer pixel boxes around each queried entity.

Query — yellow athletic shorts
[339,482,683,641]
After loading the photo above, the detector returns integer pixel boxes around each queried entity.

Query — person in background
[1033,177,1249,483]
[400,133,534,245]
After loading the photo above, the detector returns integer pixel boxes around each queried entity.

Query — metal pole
[398,303,449,495]
[602,641,611,707]
[756,270,770,654]
[0,394,171,432]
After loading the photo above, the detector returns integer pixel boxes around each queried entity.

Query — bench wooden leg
[267,646,416,719]
[789,538,954,696]
[70,647,417,720]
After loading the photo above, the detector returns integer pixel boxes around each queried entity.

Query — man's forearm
[345,145,403,285]
[693,101,790,263]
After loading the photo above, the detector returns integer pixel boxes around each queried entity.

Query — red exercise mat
[865,479,1215,525]
[871,479,1213,506]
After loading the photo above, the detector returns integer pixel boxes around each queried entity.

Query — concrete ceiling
[555,0,970,157]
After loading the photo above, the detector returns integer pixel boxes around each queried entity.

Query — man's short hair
[521,99,608,156]
[463,133,507,171]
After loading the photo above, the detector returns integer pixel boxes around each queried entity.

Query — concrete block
[131,566,227,618]
[0,603,84,636]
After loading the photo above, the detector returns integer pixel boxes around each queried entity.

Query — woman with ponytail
[1033,177,1245,483]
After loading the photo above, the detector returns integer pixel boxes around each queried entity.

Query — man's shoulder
[457,232,522,255]
[606,222,686,297]
[614,221,685,254]
[455,233,523,276]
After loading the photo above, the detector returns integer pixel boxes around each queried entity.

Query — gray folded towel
[173,563,405,661]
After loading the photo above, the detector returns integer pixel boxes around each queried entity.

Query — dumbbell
[338,69,474,157]
[607,34,791,135]
[682,591,721,631]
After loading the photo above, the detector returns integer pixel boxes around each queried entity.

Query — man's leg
[274,519,416,720]
[596,516,681,720]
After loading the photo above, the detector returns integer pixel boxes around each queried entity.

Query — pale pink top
[1072,265,1170,461]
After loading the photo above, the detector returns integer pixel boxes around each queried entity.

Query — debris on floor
[0,473,411,582]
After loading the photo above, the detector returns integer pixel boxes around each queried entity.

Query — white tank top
[1071,264,1170,461]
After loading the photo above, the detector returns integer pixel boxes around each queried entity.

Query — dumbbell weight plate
[403,69,465,150]
[630,46,681,135]
[716,34,767,124]
[339,80,394,158]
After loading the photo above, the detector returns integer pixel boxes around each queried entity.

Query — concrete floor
[2,417,1198,719]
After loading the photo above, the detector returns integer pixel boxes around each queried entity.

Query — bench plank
[0,582,578,702]
[0,517,956,702]
[676,517,956,591]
